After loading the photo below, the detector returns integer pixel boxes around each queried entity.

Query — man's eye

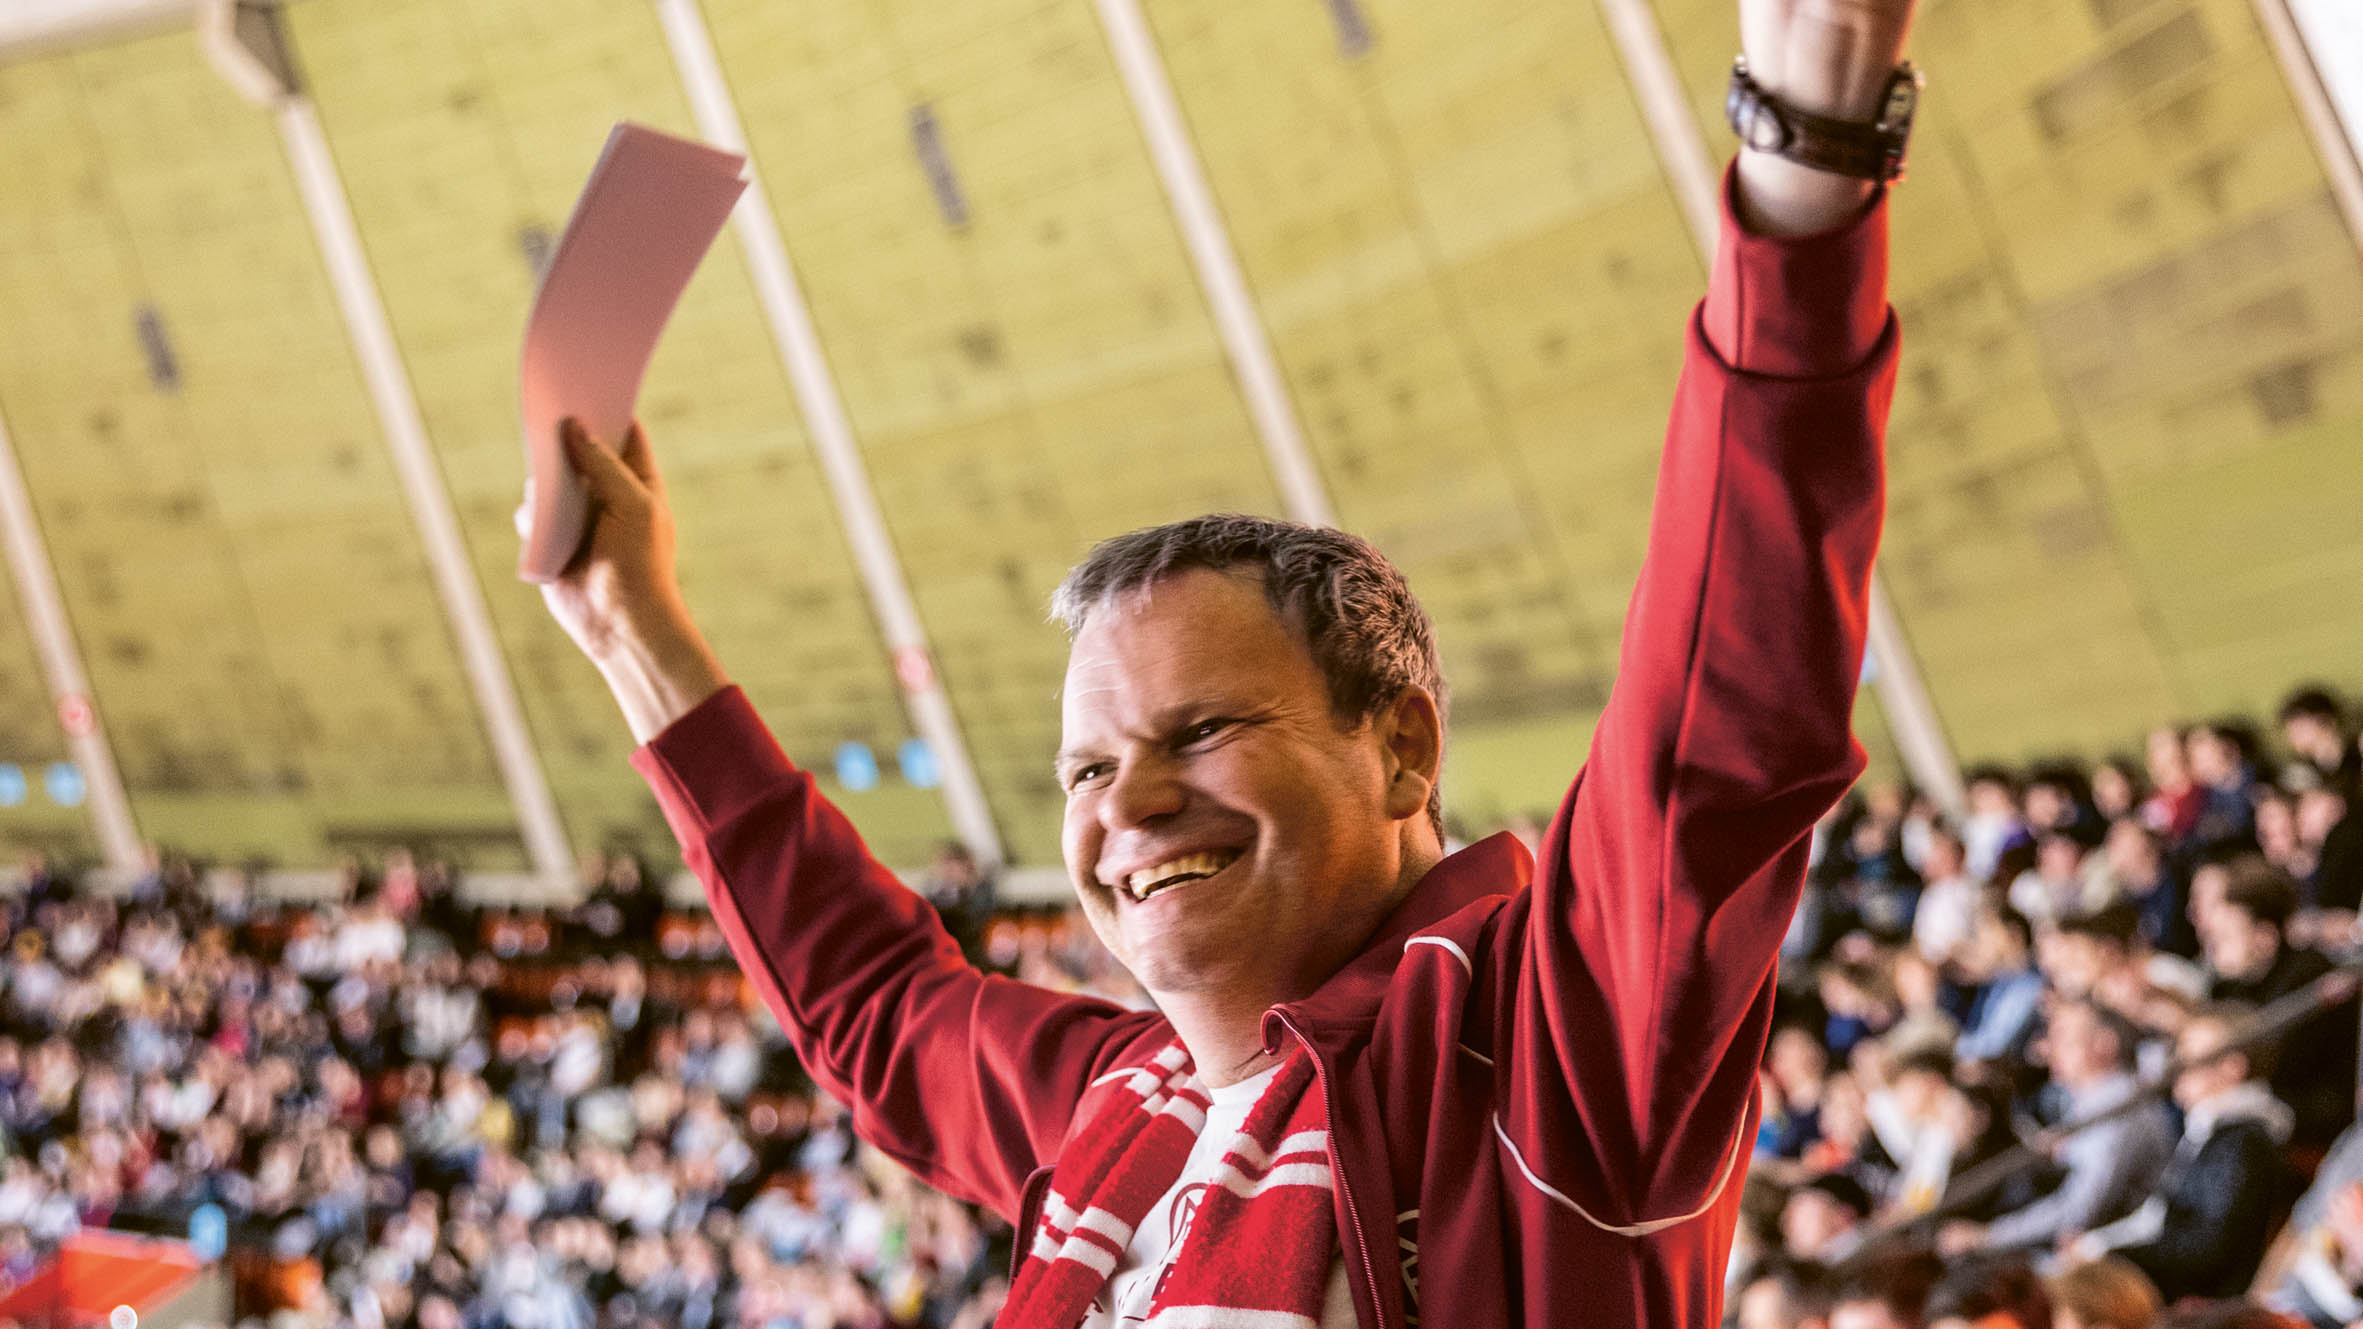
[1064,764,1108,791]
[1183,719,1231,744]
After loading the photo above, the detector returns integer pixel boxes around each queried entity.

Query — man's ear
[1378,687,1443,824]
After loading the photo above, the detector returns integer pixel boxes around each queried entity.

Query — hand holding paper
[516,122,742,741]
[516,122,747,583]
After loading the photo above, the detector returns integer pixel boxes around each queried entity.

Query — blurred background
[0,0,2358,1327]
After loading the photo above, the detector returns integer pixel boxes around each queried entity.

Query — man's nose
[1101,756,1185,829]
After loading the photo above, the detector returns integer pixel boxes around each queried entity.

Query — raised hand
[520,418,728,743]
[1733,0,1920,235]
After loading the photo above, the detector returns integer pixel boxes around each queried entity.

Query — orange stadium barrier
[0,1231,224,1329]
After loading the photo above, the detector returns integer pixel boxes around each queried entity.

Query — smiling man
[532,0,1918,1322]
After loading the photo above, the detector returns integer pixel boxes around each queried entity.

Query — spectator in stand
[2292,783,2363,938]
[2026,767,2105,852]
[2069,1004,2292,1298]
[1884,948,1961,1061]
[1845,785,1926,943]
[2198,860,2359,1149]
[1761,1025,1833,1160]
[2102,821,2195,959]
[2143,728,2205,849]
[2090,760,2144,828]
[1926,1257,2051,1329]
[1833,1246,1948,1329]
[1965,769,2034,885]
[2188,722,2263,850]
[2281,689,2358,797]
[1823,956,1904,1059]
[2259,1110,2363,1326]
[1740,1257,1838,1329]
[1942,1001,2174,1255]
[1956,902,2046,1067]
[2047,1258,2160,1329]
[1856,1045,1964,1217]
[1783,1172,1875,1264]
[916,841,997,965]
[2041,905,2203,1043]
[1913,827,1981,968]
[2011,833,2111,931]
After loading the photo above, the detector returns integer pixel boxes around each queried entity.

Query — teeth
[1124,850,1240,900]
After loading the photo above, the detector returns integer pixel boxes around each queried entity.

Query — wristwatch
[1725,56,1923,183]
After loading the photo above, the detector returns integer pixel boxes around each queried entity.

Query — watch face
[1878,65,1921,133]
[1738,99,1791,153]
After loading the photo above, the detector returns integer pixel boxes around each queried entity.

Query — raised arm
[532,421,1158,1217]
[1500,0,1914,1226]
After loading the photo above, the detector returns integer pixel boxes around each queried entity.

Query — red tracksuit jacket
[630,167,1895,1329]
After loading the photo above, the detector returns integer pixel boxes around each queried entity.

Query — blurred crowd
[0,840,1139,1329]
[1,683,2361,1329]
[1726,685,2363,1329]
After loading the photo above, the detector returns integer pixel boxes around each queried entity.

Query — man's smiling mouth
[1121,848,1243,902]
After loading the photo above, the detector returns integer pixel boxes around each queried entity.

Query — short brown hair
[2047,1257,2160,1329]
[1052,515,1447,835]
[2220,858,2301,931]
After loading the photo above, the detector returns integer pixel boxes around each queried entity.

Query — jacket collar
[2183,1080,2294,1145]
[1264,832,1531,1042]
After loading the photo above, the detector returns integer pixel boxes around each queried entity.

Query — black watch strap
[1725,57,1921,184]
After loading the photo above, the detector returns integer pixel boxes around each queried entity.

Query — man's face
[2025,784,2068,832]
[1967,779,2015,820]
[2037,834,2083,882]
[2188,730,2238,787]
[1779,1190,1857,1260]
[2041,933,2108,1001]
[1832,1303,1904,1329]
[2200,908,2277,982]
[1924,834,1964,881]
[2287,714,2339,764]
[1058,569,1432,1001]
[2147,728,2188,786]
[2046,1003,2111,1086]
[2189,864,2230,935]
[2172,1017,2238,1110]
[2103,821,2156,882]
[1739,1280,1810,1329]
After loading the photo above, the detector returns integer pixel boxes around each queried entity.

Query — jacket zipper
[1275,1010,1385,1329]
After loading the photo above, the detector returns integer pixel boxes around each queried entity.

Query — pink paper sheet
[517,123,747,583]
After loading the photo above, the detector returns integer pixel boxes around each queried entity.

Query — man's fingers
[617,421,664,495]
[561,418,649,510]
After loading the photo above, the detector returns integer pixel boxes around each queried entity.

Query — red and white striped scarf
[1003,1039,1338,1329]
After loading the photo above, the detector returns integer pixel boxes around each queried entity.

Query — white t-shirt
[1079,1065,1358,1328]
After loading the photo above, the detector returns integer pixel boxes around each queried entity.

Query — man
[1923,1260,2050,1329]
[1912,826,1981,968]
[1961,769,2031,884]
[1955,902,2045,1067]
[2280,688,2357,797]
[1940,1001,2174,1255]
[2262,1117,2363,1326]
[1832,1248,1948,1329]
[2198,859,2358,1150]
[2040,904,2203,1032]
[2100,819,2193,958]
[1739,1258,1836,1329]
[2186,723,2260,851]
[2070,1004,2292,1300]
[1783,1172,1875,1264]
[529,0,1919,1319]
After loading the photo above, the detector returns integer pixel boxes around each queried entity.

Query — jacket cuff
[1702,158,1890,377]
[629,685,803,837]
